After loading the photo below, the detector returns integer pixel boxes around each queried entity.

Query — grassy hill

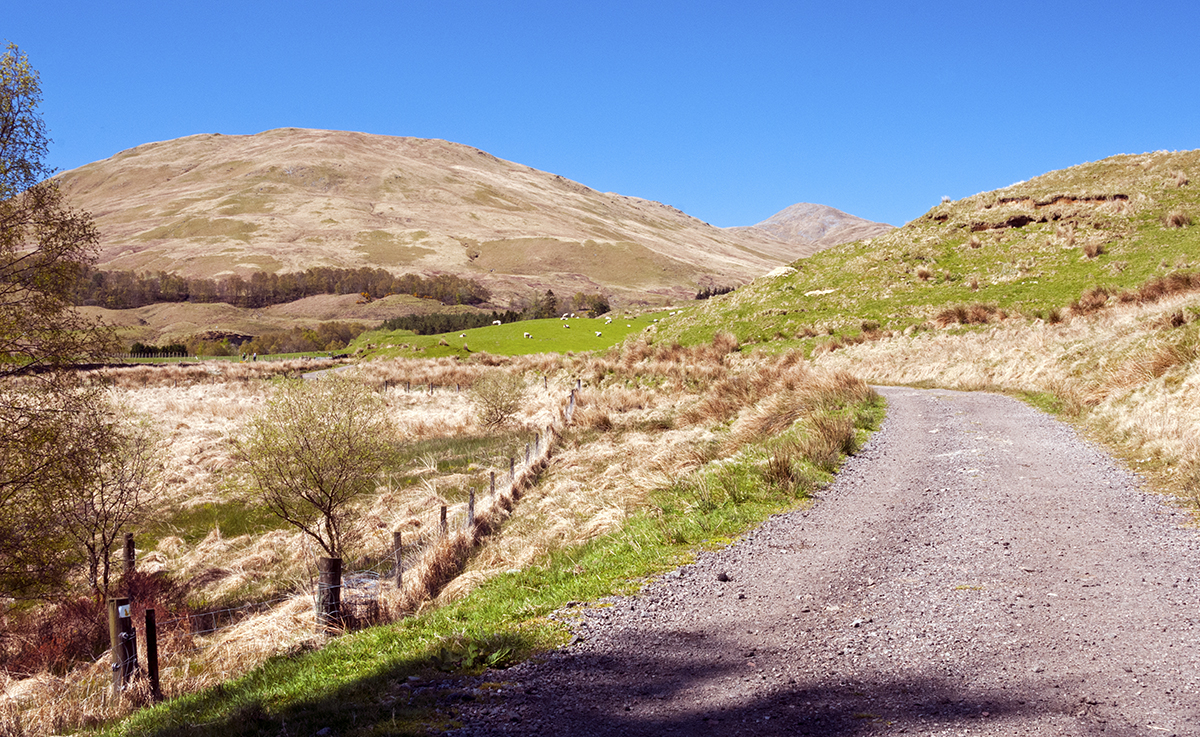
[55,128,825,308]
[654,149,1200,349]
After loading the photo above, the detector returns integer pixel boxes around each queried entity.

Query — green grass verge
[101,396,884,737]
[142,501,289,548]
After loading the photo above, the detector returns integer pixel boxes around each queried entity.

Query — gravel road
[451,387,1200,735]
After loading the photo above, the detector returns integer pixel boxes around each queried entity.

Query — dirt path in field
[451,387,1200,736]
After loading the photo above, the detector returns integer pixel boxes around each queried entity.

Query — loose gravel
[450,387,1200,736]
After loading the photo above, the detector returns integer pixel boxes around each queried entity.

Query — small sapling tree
[471,371,527,428]
[238,375,395,559]
[50,403,161,600]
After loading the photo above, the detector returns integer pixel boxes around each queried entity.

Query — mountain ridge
[55,128,872,308]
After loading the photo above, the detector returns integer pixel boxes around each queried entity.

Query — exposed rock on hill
[55,128,828,306]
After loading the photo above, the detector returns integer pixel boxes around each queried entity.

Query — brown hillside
[56,128,817,306]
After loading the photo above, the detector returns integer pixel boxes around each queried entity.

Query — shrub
[238,376,395,558]
[1069,287,1110,316]
[471,371,527,428]
[1163,210,1193,228]
[1157,311,1187,329]
[966,304,1000,324]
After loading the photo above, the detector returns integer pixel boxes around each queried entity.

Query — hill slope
[655,149,1200,346]
[729,202,893,249]
[55,128,824,307]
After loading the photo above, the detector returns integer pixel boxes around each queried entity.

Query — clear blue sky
[7,0,1199,228]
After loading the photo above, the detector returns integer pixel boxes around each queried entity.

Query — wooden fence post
[145,609,162,701]
[440,505,448,536]
[428,383,433,395]
[525,443,530,464]
[107,597,138,697]
[490,470,496,496]
[316,557,342,632]
[123,532,135,576]
[468,491,475,529]
[392,531,403,589]
[509,456,515,482]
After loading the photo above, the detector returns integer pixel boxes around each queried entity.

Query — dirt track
[453,387,1200,736]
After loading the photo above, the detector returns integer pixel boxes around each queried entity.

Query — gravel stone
[449,387,1200,736]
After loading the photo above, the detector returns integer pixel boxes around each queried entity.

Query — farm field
[357,311,670,359]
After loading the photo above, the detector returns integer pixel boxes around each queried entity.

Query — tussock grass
[1164,210,1193,228]
[6,338,882,735]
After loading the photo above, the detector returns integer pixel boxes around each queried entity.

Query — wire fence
[111,379,581,687]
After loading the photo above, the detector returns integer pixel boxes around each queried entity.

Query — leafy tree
[238,376,395,559]
[49,404,161,600]
[570,291,611,316]
[533,289,558,319]
[0,43,113,599]
[471,371,527,428]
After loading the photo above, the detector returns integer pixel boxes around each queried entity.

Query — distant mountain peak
[747,202,894,248]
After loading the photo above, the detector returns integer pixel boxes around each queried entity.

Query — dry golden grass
[446,342,873,595]
[3,342,875,732]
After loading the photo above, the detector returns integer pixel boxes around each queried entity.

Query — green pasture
[356,311,669,358]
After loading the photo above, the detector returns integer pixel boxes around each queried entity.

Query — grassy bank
[84,346,882,737]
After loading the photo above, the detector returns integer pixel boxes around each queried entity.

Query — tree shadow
[128,623,1135,737]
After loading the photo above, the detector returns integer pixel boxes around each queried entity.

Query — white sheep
[563,323,570,328]
[595,331,602,337]
[492,320,501,326]
[524,332,531,338]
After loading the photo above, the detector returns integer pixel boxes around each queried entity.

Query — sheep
[492,320,501,326]
[562,313,570,320]
[595,331,602,337]
[524,332,532,338]
[563,323,570,328]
